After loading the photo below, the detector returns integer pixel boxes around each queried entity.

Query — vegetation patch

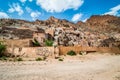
[45,40,53,46]
[36,57,42,61]
[32,38,40,47]
[16,57,23,61]
[0,41,6,57]
[0,56,7,61]
[58,58,63,61]
[67,50,76,56]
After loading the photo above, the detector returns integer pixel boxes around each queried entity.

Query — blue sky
[0,0,120,22]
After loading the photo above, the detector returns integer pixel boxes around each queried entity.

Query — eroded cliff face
[0,27,33,39]
[77,15,120,33]
[0,15,120,47]
[76,15,120,47]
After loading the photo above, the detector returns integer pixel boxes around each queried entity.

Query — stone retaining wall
[6,47,54,58]
[97,47,120,54]
[59,46,120,55]
[6,46,120,57]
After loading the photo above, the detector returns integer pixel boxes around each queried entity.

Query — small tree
[45,40,53,46]
[0,41,6,57]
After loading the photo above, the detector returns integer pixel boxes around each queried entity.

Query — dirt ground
[0,53,120,80]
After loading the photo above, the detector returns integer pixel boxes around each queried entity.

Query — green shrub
[0,41,6,57]
[58,58,63,61]
[67,50,76,56]
[32,39,40,47]
[0,56,7,61]
[36,57,42,61]
[17,57,23,61]
[45,40,53,46]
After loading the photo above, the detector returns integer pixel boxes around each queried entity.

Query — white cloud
[19,0,26,3]
[82,18,88,22]
[29,0,33,2]
[104,4,120,16]
[36,0,84,13]
[8,7,15,13]
[0,12,9,18]
[25,7,32,13]
[8,3,24,16]
[72,13,83,22]
[30,11,41,20]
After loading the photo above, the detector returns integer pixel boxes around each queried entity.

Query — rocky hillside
[77,15,120,33]
[86,15,120,33]
[0,15,120,47]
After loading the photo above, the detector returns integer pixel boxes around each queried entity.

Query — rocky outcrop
[0,27,34,39]
[81,15,120,33]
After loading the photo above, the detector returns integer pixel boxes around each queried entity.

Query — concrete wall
[6,47,54,58]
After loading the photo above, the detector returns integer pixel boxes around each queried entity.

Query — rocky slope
[0,15,120,47]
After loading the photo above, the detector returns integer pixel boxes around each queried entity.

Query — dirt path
[0,54,120,80]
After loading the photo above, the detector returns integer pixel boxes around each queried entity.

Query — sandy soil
[0,53,120,80]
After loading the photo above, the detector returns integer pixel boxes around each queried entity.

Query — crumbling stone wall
[5,46,120,57]
[6,47,54,58]
[59,46,97,55]
[97,47,120,54]
[59,46,120,55]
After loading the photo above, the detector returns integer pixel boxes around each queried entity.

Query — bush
[67,50,76,56]
[45,40,53,46]
[32,39,40,47]
[58,58,63,61]
[36,57,42,61]
[17,57,23,61]
[0,41,6,57]
[0,56,7,61]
